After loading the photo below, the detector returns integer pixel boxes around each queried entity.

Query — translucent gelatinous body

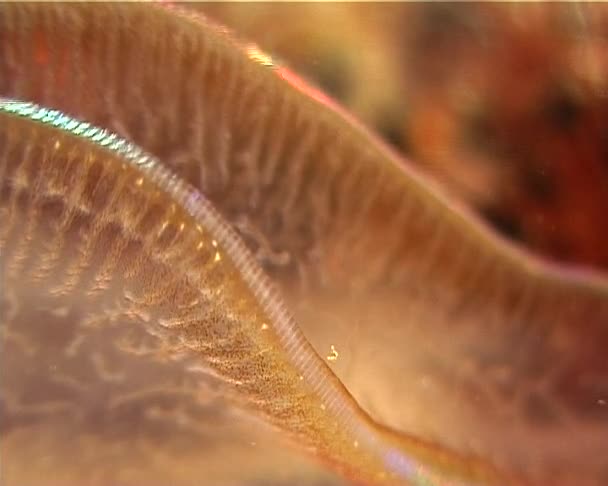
[0,102,504,485]
[1,4,608,486]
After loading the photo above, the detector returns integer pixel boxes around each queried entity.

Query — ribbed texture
[0,4,607,486]
[2,104,498,486]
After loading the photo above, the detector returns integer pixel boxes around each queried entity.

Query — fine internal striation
[0,102,505,486]
[1,4,608,486]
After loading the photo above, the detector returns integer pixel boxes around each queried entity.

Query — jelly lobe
[1,3,608,485]
[0,103,503,485]
[0,104,338,485]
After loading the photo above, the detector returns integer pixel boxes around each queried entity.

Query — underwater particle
[326,344,339,362]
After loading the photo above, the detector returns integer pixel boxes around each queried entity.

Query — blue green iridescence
[0,99,151,166]
[0,98,486,486]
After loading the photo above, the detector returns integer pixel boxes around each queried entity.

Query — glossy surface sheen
[0,4,607,486]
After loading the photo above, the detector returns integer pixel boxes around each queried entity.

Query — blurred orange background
[194,3,608,272]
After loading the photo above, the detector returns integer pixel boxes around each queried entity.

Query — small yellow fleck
[260,323,269,331]
[211,239,218,248]
[179,222,185,232]
[320,404,326,411]
[158,220,169,236]
[135,177,144,186]
[53,140,61,150]
[299,375,304,381]
[250,441,257,447]
[196,241,204,251]
[326,344,339,362]
[214,251,221,262]
[353,440,359,448]
[196,224,203,234]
